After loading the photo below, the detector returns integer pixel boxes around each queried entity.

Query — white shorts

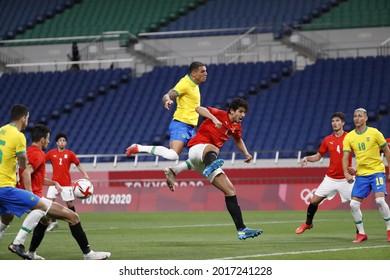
[315,175,353,203]
[46,186,75,202]
[188,144,224,183]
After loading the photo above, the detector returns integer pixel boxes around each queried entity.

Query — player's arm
[233,138,252,163]
[17,152,28,170]
[381,143,390,181]
[342,151,354,183]
[195,106,222,128]
[76,163,89,180]
[162,89,178,110]
[21,164,34,193]
[300,152,322,167]
[44,178,62,193]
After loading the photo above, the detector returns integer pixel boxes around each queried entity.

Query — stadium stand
[243,56,390,158]
[4,0,204,44]
[303,0,390,30]
[2,0,350,44]
[0,0,389,163]
[0,61,292,158]
[160,0,339,38]
[0,0,72,41]
[1,55,389,160]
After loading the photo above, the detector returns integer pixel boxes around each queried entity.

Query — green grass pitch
[1,210,389,260]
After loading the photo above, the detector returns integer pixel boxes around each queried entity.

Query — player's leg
[27,216,50,260]
[9,196,51,260]
[188,144,248,234]
[47,202,111,259]
[211,172,263,240]
[127,143,180,160]
[162,124,196,190]
[46,185,59,232]
[350,197,367,242]
[372,173,390,242]
[0,213,14,241]
[66,200,76,211]
[295,182,328,234]
[201,145,224,177]
[295,194,324,234]
[127,120,193,160]
[164,159,193,191]
[350,176,370,243]
[375,195,390,242]
[62,186,77,213]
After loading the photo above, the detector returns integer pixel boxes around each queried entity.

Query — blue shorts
[0,187,40,217]
[168,119,196,146]
[352,173,388,199]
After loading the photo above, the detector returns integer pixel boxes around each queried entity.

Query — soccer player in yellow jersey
[126,61,207,160]
[126,62,207,190]
[342,108,390,243]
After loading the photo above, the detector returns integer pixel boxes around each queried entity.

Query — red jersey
[386,138,390,146]
[318,131,351,179]
[18,145,46,197]
[188,107,242,148]
[45,149,80,186]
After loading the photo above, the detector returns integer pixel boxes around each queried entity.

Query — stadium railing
[73,150,325,170]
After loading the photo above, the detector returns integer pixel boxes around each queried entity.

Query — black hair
[228,98,249,113]
[188,61,205,74]
[55,133,67,142]
[331,112,345,121]
[11,104,29,121]
[31,124,50,143]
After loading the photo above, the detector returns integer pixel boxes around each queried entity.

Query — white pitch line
[209,245,390,260]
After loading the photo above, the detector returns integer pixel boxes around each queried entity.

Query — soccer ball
[73,179,94,199]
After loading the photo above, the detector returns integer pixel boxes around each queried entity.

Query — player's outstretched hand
[244,153,253,163]
[164,100,173,110]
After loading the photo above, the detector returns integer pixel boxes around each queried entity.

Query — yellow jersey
[343,126,387,176]
[172,74,201,126]
[0,124,26,187]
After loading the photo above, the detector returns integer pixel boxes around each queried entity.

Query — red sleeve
[318,138,328,156]
[70,151,80,165]
[207,107,220,115]
[45,150,52,162]
[28,150,43,171]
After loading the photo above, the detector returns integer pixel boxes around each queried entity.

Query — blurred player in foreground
[296,112,354,234]
[45,132,89,232]
[165,98,263,240]
[343,108,390,243]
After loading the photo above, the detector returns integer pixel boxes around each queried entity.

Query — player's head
[227,98,249,123]
[11,104,29,131]
[55,133,67,142]
[189,61,207,84]
[353,108,368,126]
[31,124,51,151]
[55,133,68,149]
[354,108,367,116]
[330,112,345,132]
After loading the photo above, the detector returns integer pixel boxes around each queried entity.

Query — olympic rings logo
[300,188,317,205]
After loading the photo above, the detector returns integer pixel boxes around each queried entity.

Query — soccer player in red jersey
[9,124,110,260]
[295,112,354,234]
[45,133,89,232]
[166,98,263,240]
